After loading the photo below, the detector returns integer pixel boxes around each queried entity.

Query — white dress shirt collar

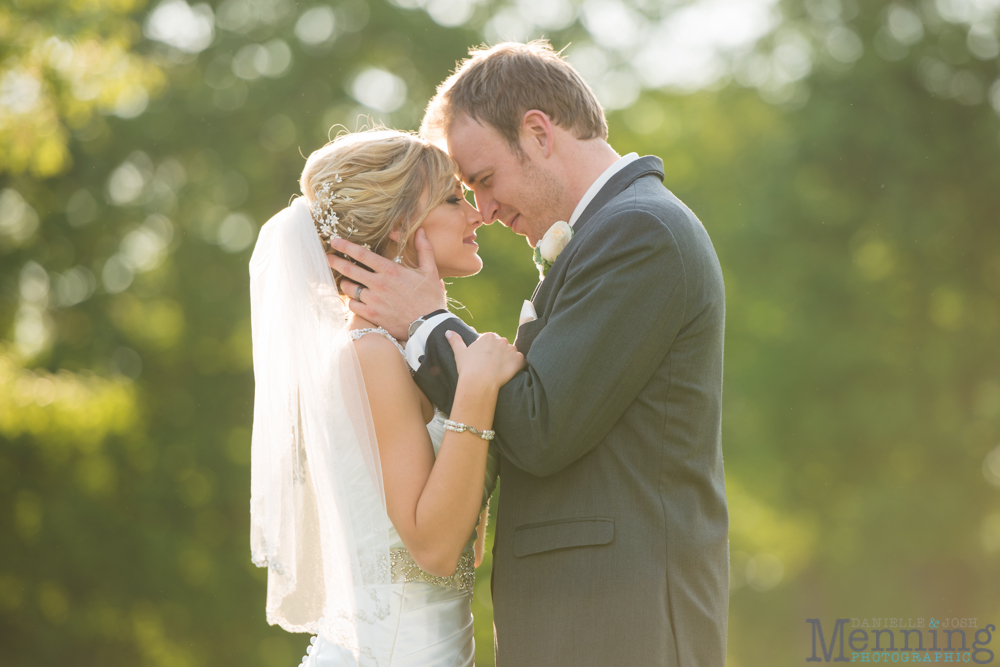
[567,153,640,228]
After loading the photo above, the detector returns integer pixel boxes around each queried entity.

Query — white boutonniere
[532,220,573,278]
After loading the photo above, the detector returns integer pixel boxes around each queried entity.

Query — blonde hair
[300,128,458,292]
[421,40,607,153]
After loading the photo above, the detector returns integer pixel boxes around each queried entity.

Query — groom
[330,42,728,666]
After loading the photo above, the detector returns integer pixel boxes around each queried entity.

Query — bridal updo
[300,128,459,291]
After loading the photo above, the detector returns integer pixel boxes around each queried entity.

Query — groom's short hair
[421,41,607,153]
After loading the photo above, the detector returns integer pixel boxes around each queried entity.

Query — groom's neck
[558,138,622,215]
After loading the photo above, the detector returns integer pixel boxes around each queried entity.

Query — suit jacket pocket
[512,517,614,557]
[514,315,546,355]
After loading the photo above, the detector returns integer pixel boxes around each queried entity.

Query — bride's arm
[354,333,518,577]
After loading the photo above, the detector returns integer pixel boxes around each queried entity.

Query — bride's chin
[440,258,483,279]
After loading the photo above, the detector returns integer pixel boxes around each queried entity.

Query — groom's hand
[328,229,447,340]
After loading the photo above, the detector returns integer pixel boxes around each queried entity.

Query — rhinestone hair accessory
[310,174,407,266]
[311,177,371,252]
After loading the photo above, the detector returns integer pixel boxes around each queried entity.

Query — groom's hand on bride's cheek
[328,232,447,339]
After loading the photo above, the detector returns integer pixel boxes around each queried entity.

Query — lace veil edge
[249,198,392,666]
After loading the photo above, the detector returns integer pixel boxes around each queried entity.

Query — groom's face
[447,114,564,248]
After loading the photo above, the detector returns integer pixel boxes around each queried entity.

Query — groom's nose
[479,198,500,225]
[468,188,494,223]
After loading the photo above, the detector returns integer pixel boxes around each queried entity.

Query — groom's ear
[520,110,554,158]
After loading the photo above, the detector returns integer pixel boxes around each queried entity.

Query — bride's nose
[465,200,485,227]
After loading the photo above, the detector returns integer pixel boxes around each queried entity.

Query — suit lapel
[529,155,666,305]
[571,155,665,236]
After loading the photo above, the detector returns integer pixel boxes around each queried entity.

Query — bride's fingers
[445,329,468,357]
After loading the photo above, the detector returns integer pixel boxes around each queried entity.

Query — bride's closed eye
[447,185,464,205]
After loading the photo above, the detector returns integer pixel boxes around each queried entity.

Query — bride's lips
[463,234,478,246]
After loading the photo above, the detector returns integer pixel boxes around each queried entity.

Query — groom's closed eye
[463,169,490,188]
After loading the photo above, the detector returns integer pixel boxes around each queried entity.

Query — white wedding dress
[299,328,480,667]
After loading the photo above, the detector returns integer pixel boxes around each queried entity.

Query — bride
[249,128,524,666]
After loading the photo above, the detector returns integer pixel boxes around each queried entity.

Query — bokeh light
[2,0,1000,664]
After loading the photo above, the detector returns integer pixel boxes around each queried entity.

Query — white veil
[249,198,392,666]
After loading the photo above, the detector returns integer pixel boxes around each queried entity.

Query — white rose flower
[539,220,572,263]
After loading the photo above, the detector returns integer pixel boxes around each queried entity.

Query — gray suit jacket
[414,156,728,666]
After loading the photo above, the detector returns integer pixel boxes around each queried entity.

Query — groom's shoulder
[590,175,706,246]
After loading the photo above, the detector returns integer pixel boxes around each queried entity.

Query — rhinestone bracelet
[443,419,495,441]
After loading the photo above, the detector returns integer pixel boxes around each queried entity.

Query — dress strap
[350,327,406,359]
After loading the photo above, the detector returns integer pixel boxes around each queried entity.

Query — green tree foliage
[0,1,498,664]
[0,0,165,177]
[2,0,999,665]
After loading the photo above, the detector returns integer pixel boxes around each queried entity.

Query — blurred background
[2,0,1000,664]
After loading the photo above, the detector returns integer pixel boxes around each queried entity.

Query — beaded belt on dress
[389,547,475,597]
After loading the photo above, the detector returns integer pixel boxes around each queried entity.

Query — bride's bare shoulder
[350,330,406,372]
[350,330,433,423]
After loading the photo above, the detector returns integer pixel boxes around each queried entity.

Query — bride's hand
[447,330,525,391]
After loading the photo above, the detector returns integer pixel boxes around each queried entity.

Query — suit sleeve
[413,208,690,478]
[492,209,689,477]
[412,319,478,416]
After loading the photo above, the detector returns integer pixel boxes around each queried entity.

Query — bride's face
[407,180,485,279]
